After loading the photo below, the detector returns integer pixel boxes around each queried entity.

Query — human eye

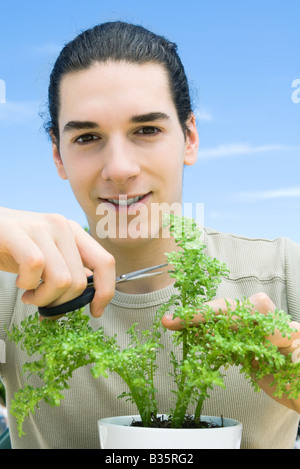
[74,133,100,145]
[136,126,161,136]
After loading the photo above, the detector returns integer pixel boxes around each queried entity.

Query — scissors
[38,263,168,317]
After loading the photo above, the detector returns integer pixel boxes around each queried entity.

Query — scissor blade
[87,263,168,287]
[115,263,168,283]
[116,270,167,283]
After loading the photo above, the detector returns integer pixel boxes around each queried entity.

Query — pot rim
[98,414,243,430]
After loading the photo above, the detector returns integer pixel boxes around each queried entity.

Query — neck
[92,231,177,294]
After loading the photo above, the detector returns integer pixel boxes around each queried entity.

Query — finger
[248,293,300,349]
[248,292,276,316]
[4,231,45,291]
[206,297,238,315]
[266,321,300,348]
[21,238,74,307]
[161,314,186,331]
[51,221,89,298]
[162,298,237,331]
[70,222,116,317]
[89,258,115,317]
[22,228,86,307]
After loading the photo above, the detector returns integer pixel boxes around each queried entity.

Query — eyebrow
[63,120,98,133]
[129,112,170,123]
[63,112,170,133]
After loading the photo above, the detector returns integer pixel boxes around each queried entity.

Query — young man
[0,22,299,449]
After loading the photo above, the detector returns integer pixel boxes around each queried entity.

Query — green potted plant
[7,215,300,449]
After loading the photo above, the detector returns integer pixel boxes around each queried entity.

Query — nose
[101,136,140,184]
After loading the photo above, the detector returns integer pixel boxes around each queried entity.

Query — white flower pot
[98,414,242,449]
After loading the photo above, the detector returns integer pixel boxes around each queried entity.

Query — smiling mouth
[102,194,149,207]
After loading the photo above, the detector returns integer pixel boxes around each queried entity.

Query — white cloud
[208,211,238,221]
[198,143,295,159]
[0,100,40,124]
[31,43,62,57]
[237,186,300,201]
[195,109,213,122]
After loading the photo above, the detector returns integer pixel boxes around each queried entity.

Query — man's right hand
[0,207,115,317]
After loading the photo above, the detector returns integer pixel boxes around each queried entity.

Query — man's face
[53,61,198,244]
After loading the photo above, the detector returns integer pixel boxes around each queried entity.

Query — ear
[52,140,68,180]
[183,113,199,166]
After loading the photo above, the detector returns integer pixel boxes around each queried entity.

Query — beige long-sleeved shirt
[0,227,299,449]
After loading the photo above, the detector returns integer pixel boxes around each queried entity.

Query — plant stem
[171,329,191,428]
[118,372,152,427]
[176,329,188,398]
[149,361,157,417]
[194,393,205,423]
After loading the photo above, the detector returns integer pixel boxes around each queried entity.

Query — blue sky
[0,0,299,242]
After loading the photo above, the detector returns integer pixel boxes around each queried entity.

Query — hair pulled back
[45,21,193,142]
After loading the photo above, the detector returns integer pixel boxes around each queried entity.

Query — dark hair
[45,21,193,143]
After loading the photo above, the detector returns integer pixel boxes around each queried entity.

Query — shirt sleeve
[284,237,300,322]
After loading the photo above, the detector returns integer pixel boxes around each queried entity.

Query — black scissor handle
[38,276,95,317]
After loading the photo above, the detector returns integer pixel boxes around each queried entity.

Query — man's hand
[0,207,115,317]
[162,292,300,412]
